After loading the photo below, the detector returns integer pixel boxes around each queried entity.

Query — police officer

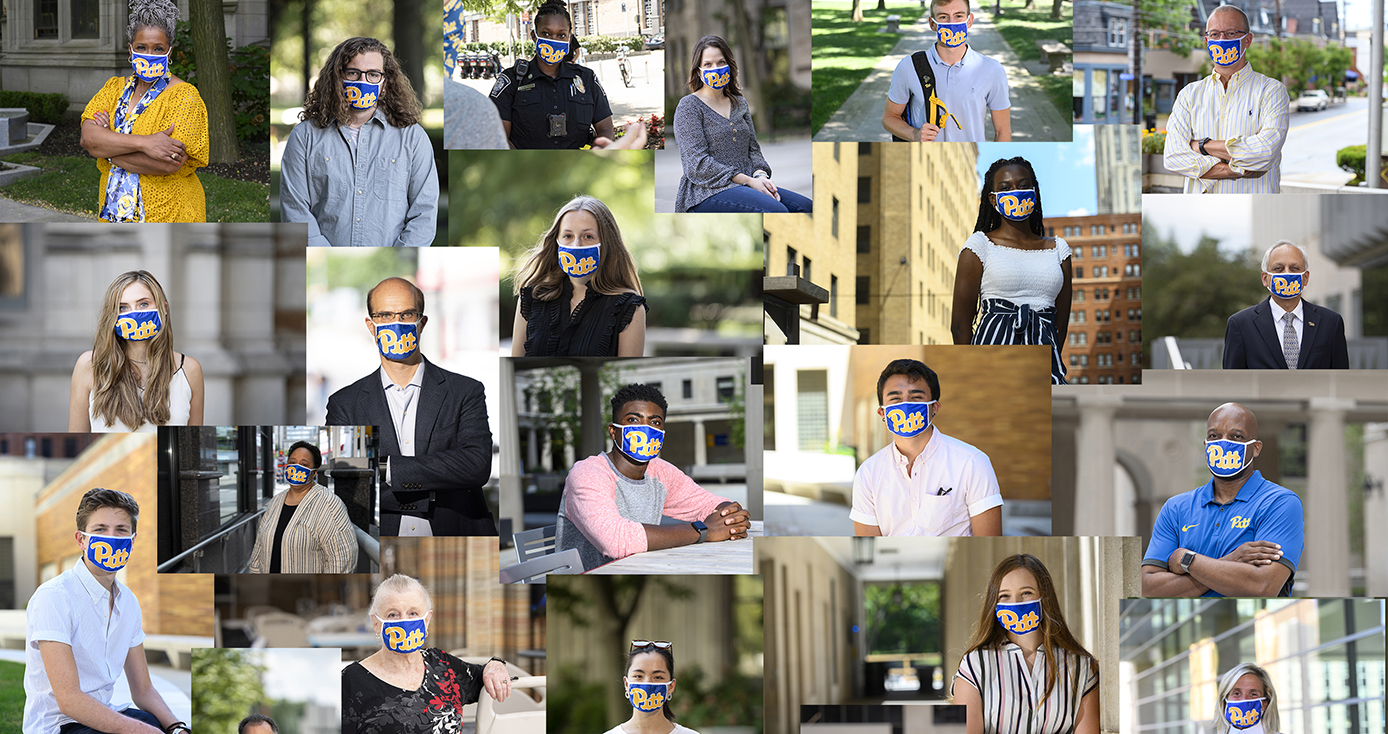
[489,0,615,149]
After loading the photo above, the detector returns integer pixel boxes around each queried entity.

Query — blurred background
[449,150,762,355]
[801,705,967,733]
[0,223,306,431]
[756,536,1137,734]
[269,0,448,242]
[1141,194,1388,369]
[192,647,341,734]
[1119,598,1385,733]
[1052,371,1388,598]
[546,573,764,734]
[762,345,1053,536]
[156,425,380,575]
[0,434,210,733]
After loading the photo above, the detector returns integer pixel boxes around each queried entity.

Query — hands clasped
[704,501,751,541]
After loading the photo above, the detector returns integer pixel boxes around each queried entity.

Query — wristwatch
[1180,551,1197,574]
[165,723,191,734]
[378,455,389,488]
[691,520,708,544]
[1198,137,1212,156]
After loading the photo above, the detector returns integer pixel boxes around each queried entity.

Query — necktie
[1282,312,1299,369]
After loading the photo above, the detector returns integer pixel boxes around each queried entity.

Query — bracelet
[165,722,191,734]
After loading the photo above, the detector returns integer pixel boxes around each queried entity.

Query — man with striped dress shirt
[1162,5,1289,193]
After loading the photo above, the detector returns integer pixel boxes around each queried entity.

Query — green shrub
[0,91,71,124]
[168,20,269,142]
[1337,144,1367,185]
[1141,130,1166,155]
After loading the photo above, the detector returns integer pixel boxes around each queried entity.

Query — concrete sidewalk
[654,138,813,212]
[763,490,855,536]
[814,12,1070,142]
[0,196,94,221]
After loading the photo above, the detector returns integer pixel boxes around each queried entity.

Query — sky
[1141,195,1254,254]
[975,126,1098,218]
[258,648,342,707]
[1341,0,1376,29]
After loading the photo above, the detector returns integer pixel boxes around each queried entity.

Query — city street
[1282,96,1377,186]
[455,49,665,127]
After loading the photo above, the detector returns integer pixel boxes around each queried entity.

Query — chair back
[499,547,582,584]
[512,525,559,562]
[477,676,547,734]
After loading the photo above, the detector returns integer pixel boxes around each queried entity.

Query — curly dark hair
[287,441,322,469]
[686,35,742,97]
[974,157,1045,236]
[300,37,422,129]
[875,359,941,405]
[610,383,668,423]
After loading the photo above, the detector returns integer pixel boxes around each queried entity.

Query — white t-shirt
[850,428,1003,536]
[604,723,702,734]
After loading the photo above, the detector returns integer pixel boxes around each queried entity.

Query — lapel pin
[1308,321,1315,327]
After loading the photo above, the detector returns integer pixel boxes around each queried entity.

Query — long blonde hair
[512,195,643,302]
[91,271,177,429]
[1213,663,1280,734]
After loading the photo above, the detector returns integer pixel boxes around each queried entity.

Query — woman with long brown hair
[68,270,203,431]
[952,553,1098,733]
[509,195,647,357]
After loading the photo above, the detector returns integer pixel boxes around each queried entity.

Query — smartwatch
[1198,137,1212,156]
[1180,551,1197,574]
[691,520,708,544]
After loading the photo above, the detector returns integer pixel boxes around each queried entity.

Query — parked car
[645,35,664,50]
[1296,89,1330,112]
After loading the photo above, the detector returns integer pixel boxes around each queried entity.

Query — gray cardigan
[673,93,773,212]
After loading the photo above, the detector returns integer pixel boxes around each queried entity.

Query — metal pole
[1369,0,1384,188]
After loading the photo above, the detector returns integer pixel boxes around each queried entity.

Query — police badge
[490,72,510,98]
[574,76,586,95]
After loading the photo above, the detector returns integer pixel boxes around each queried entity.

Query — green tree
[864,583,942,655]
[522,363,630,471]
[1139,0,1203,56]
[192,649,267,734]
[190,0,239,162]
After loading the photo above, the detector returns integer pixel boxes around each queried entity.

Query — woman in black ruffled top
[510,195,648,357]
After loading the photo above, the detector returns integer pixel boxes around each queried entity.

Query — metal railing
[355,526,380,566]
[157,509,266,573]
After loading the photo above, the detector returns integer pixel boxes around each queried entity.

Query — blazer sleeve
[1222,312,1247,369]
[1330,312,1349,368]
[325,385,353,425]
[317,492,359,573]
[391,377,494,491]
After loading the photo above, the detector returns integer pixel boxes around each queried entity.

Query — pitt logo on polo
[887,408,927,436]
[997,192,1035,219]
[377,328,418,356]
[115,310,161,341]
[89,541,131,571]
[1269,273,1304,298]
[559,250,598,277]
[1230,515,1252,529]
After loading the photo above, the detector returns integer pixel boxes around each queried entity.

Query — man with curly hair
[556,383,751,571]
[280,37,438,247]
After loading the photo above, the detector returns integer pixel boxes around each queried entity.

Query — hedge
[456,34,645,58]
[0,91,72,124]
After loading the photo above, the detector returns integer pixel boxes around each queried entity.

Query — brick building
[1047,213,1143,384]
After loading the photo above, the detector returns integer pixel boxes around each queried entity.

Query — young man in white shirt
[24,488,189,734]
[851,359,1004,536]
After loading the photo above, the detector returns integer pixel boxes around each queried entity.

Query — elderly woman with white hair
[1212,663,1281,733]
[342,574,513,734]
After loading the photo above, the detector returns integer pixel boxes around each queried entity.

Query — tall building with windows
[1047,213,1143,384]
[1095,125,1141,213]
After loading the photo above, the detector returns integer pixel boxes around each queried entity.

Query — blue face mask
[82,531,133,572]
[285,463,314,486]
[612,424,664,464]
[1266,271,1305,298]
[995,600,1042,635]
[115,309,161,341]
[1208,36,1246,66]
[1224,698,1265,730]
[994,189,1037,221]
[536,37,569,64]
[343,80,381,109]
[374,322,419,361]
[130,50,169,82]
[935,21,969,47]
[374,614,428,653]
[1206,439,1256,478]
[700,65,731,89]
[558,243,600,278]
[625,680,671,712]
[883,401,937,438]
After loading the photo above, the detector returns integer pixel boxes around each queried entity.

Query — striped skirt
[972,298,1068,385]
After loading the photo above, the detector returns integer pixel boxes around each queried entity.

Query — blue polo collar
[927,43,970,68]
[1197,469,1266,506]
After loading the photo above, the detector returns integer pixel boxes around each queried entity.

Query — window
[787,246,798,275]
[803,257,812,284]
[858,177,871,203]
[797,370,829,450]
[858,327,871,344]
[1130,330,1141,342]
[41,437,52,457]
[647,382,663,395]
[859,142,872,156]
[1075,267,1084,278]
[64,437,78,457]
[1075,289,1085,302]
[717,376,736,403]
[857,226,871,253]
[0,537,13,609]
[35,0,58,37]
[856,276,870,305]
[1047,227,1055,237]
[832,197,840,238]
[1069,354,1078,367]
[1080,355,1090,366]
[830,276,839,318]
[72,0,98,38]
[1074,246,1083,259]
[682,379,693,399]
[764,367,776,451]
[834,142,840,161]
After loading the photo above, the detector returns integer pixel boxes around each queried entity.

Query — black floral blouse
[519,277,648,357]
[342,648,485,734]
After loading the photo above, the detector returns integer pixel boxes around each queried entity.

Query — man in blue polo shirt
[1141,403,1304,597]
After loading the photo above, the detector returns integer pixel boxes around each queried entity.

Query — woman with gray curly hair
[79,0,208,222]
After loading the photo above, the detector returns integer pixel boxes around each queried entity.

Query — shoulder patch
[490,73,510,98]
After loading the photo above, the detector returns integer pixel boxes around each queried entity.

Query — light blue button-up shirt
[280,107,438,247]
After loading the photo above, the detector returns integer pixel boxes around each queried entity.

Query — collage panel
[190,647,343,734]
[801,705,968,732]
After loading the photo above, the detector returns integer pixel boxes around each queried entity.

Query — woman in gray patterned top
[672,36,811,214]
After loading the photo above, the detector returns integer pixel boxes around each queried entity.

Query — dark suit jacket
[326,357,496,536]
[1223,297,1349,369]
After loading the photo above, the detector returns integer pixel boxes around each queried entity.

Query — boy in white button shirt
[851,359,1004,536]
[24,488,189,734]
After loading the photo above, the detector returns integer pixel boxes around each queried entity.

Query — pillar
[579,361,604,458]
[693,418,708,467]
[1364,423,1388,597]
[1074,395,1122,536]
[746,381,764,521]
[1304,397,1352,597]
[540,429,553,473]
[526,426,538,470]
[498,357,523,536]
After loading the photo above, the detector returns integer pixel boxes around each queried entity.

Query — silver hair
[127,0,180,45]
[368,574,434,618]
[1213,663,1280,734]
[1209,4,1251,32]
[1260,240,1307,272]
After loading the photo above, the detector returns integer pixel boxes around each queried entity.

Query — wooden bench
[1036,39,1072,72]
[886,14,902,32]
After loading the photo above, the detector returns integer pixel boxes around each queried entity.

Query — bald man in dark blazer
[1223,241,1349,370]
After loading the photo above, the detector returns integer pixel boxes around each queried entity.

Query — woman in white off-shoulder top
[951,157,1073,384]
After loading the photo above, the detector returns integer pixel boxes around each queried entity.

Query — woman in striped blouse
[952,553,1098,733]
[248,441,359,573]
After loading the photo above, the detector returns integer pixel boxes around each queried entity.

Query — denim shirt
[280,108,438,247]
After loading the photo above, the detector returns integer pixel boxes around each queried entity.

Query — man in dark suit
[1223,240,1349,370]
[326,277,496,536]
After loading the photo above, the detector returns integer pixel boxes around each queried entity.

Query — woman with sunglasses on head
[511,195,648,357]
[951,156,1072,384]
[952,554,1099,733]
[1211,663,1280,734]
[672,35,811,214]
[609,640,699,734]
[69,270,204,432]
[246,441,357,574]
[343,574,514,734]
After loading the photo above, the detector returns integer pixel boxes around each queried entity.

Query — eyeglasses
[370,310,422,323]
[631,640,673,652]
[1203,30,1248,40]
[344,68,385,83]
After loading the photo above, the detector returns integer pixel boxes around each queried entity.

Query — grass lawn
[1,152,269,222]
[0,660,22,734]
[812,1,928,135]
[988,1,1074,121]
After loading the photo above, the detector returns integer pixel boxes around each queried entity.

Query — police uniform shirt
[490,58,612,149]
[886,44,1010,142]
[1142,470,1304,597]
[850,428,1004,536]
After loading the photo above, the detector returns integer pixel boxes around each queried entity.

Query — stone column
[1074,395,1123,536]
[746,382,764,520]
[1304,397,1353,597]
[579,362,604,458]
[693,418,708,467]
[1364,423,1388,597]
[526,426,538,470]
[498,357,523,537]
